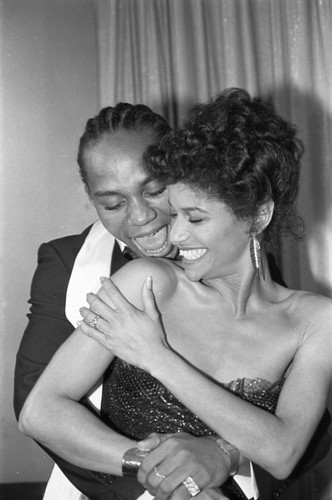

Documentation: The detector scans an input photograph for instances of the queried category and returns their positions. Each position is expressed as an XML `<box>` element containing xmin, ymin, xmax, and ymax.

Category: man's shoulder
<box><xmin>36</xmin><ymin>225</ymin><xmax>94</xmax><ymax>274</ymax></box>
<box><xmin>44</xmin><ymin>225</ymin><xmax>93</xmax><ymax>254</ymax></box>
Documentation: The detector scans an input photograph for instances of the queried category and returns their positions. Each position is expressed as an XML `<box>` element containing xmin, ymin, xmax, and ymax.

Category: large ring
<box><xmin>88</xmin><ymin>314</ymin><xmax>100</xmax><ymax>329</ymax></box>
<box><xmin>182</xmin><ymin>476</ymin><xmax>200</xmax><ymax>497</ymax></box>
<box><xmin>153</xmin><ymin>466</ymin><xmax>166</xmax><ymax>479</ymax></box>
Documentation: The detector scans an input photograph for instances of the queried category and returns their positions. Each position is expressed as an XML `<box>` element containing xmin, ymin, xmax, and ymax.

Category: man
<box><xmin>14</xmin><ymin>103</ymin><xmax>330</xmax><ymax>500</ymax></box>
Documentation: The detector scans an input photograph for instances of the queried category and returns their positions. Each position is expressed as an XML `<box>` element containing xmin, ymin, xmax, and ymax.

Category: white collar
<box><xmin>65</xmin><ymin>220</ymin><xmax>116</xmax><ymax>327</ymax></box>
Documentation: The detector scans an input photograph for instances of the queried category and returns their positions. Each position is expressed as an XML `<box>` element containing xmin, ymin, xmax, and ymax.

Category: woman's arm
<box><xmin>81</xmin><ymin>278</ymin><xmax>332</xmax><ymax>479</ymax></box>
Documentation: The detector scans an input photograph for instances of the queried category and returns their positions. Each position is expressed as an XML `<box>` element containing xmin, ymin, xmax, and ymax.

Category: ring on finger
<box><xmin>153</xmin><ymin>466</ymin><xmax>166</xmax><ymax>480</ymax></box>
<box><xmin>182</xmin><ymin>476</ymin><xmax>200</xmax><ymax>497</ymax></box>
<box><xmin>88</xmin><ymin>314</ymin><xmax>100</xmax><ymax>329</ymax></box>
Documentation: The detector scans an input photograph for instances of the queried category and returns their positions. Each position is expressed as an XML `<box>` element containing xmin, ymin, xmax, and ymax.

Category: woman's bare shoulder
<box><xmin>110</xmin><ymin>257</ymin><xmax>180</xmax><ymax>307</ymax></box>
<box><xmin>291</xmin><ymin>289</ymin><xmax>332</xmax><ymax>310</ymax></box>
<box><xmin>290</xmin><ymin>290</ymin><xmax>332</xmax><ymax>337</ymax></box>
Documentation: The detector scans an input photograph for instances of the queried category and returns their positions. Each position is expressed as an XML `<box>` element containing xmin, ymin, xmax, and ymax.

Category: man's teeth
<box><xmin>145</xmin><ymin>240</ymin><xmax>168</xmax><ymax>255</ymax></box>
<box><xmin>145</xmin><ymin>229</ymin><xmax>159</xmax><ymax>238</ymax></box>
<box><xmin>134</xmin><ymin>226</ymin><xmax>168</xmax><ymax>253</ymax></box>
<box><xmin>179</xmin><ymin>249</ymin><xmax>207</xmax><ymax>261</ymax></box>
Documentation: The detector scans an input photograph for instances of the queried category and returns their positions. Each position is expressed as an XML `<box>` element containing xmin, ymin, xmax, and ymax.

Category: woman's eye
<box><xmin>189</xmin><ymin>218</ymin><xmax>203</xmax><ymax>224</ymax></box>
<box><xmin>146</xmin><ymin>187</ymin><xmax>167</xmax><ymax>197</ymax></box>
<box><xmin>170</xmin><ymin>213</ymin><xmax>178</xmax><ymax>219</ymax></box>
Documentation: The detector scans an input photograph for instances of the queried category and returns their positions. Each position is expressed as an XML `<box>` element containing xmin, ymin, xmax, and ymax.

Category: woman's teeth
<box><xmin>179</xmin><ymin>249</ymin><xmax>207</xmax><ymax>261</ymax></box>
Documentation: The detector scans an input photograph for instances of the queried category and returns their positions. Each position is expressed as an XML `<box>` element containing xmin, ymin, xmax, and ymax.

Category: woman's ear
<box><xmin>256</xmin><ymin>199</ymin><xmax>274</xmax><ymax>234</ymax></box>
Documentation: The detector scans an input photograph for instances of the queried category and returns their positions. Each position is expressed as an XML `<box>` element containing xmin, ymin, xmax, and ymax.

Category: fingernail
<box><xmin>100</xmin><ymin>276</ymin><xmax>108</xmax><ymax>283</ymax></box>
<box><xmin>76</xmin><ymin>321</ymin><xmax>83</xmax><ymax>326</ymax></box>
<box><xmin>146</xmin><ymin>276</ymin><xmax>152</xmax><ymax>290</ymax></box>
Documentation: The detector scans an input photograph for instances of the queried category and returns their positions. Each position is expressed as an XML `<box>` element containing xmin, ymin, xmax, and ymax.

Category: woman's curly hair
<box><xmin>144</xmin><ymin>88</ymin><xmax>304</xmax><ymax>245</ymax></box>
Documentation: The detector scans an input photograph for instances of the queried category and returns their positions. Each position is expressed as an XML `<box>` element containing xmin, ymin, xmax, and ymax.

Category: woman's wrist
<box><xmin>148</xmin><ymin>345</ymin><xmax>176</xmax><ymax>380</ymax></box>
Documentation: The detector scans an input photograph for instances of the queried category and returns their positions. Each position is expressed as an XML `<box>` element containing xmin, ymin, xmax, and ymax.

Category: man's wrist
<box><xmin>122</xmin><ymin>448</ymin><xmax>150</xmax><ymax>477</ymax></box>
<box><xmin>208</xmin><ymin>435</ymin><xmax>240</xmax><ymax>476</ymax></box>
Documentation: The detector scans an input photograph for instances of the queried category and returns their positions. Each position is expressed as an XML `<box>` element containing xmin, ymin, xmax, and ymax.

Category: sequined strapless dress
<box><xmin>103</xmin><ymin>358</ymin><xmax>284</xmax><ymax>499</ymax></box>
<box><xmin>105</xmin><ymin>358</ymin><xmax>284</xmax><ymax>440</ymax></box>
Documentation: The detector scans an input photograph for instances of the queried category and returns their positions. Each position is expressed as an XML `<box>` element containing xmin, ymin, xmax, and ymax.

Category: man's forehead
<box><xmin>92</xmin><ymin>174</ymin><xmax>158</xmax><ymax>197</ymax></box>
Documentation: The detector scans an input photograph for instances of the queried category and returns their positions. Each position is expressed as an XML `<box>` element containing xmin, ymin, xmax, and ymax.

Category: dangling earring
<box><xmin>250</xmin><ymin>234</ymin><xmax>265</xmax><ymax>281</ymax></box>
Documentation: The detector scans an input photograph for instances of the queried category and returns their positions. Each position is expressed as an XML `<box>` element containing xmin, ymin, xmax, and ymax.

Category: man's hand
<box><xmin>195</xmin><ymin>489</ymin><xmax>230</xmax><ymax>500</ymax></box>
<box><xmin>137</xmin><ymin>433</ymin><xmax>232</xmax><ymax>500</ymax></box>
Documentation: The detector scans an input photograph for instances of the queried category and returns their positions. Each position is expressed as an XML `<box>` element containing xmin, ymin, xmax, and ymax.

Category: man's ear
<box><xmin>85</xmin><ymin>184</ymin><xmax>95</xmax><ymax>207</ymax></box>
<box><xmin>255</xmin><ymin>199</ymin><xmax>274</xmax><ymax>234</ymax></box>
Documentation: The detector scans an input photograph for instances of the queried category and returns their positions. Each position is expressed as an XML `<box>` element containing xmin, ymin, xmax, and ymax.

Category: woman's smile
<box><xmin>179</xmin><ymin>248</ymin><xmax>208</xmax><ymax>261</ymax></box>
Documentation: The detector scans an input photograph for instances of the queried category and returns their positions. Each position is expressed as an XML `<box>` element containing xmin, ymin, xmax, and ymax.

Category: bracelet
<box><xmin>208</xmin><ymin>436</ymin><xmax>240</xmax><ymax>476</ymax></box>
<box><xmin>122</xmin><ymin>448</ymin><xmax>150</xmax><ymax>477</ymax></box>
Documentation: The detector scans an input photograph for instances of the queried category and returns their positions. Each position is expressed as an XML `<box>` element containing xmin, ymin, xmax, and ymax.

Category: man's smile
<box><xmin>133</xmin><ymin>225</ymin><xmax>170</xmax><ymax>255</ymax></box>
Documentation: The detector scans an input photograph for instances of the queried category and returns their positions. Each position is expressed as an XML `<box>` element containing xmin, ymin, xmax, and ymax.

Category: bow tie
<box><xmin>111</xmin><ymin>241</ymin><xmax>137</xmax><ymax>275</ymax></box>
<box><xmin>122</xmin><ymin>246</ymin><xmax>137</xmax><ymax>261</ymax></box>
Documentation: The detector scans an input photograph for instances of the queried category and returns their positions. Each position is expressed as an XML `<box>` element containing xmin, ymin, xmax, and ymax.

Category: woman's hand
<box><xmin>79</xmin><ymin>277</ymin><xmax>169</xmax><ymax>371</ymax></box>
<box><xmin>137</xmin><ymin>433</ymin><xmax>233</xmax><ymax>500</ymax></box>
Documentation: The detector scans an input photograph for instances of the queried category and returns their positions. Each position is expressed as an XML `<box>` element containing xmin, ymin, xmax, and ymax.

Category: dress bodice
<box><xmin>104</xmin><ymin>358</ymin><xmax>284</xmax><ymax>440</ymax></box>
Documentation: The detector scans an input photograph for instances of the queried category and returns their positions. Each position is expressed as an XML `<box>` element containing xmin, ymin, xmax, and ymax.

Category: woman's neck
<box><xmin>203</xmin><ymin>252</ymin><xmax>274</xmax><ymax>318</ymax></box>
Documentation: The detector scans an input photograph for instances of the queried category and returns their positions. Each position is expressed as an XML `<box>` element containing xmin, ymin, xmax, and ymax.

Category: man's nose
<box><xmin>128</xmin><ymin>200</ymin><xmax>156</xmax><ymax>226</ymax></box>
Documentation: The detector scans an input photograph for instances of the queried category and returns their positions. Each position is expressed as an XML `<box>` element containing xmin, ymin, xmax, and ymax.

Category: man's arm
<box><xmin>14</xmin><ymin>239</ymin><xmax>123</xmax><ymax>500</ymax></box>
<box><xmin>14</xmin><ymin>241</ymin><xmax>76</xmax><ymax>417</ymax></box>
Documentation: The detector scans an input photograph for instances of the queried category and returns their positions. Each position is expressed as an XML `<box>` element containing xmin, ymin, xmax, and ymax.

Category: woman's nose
<box><xmin>169</xmin><ymin>218</ymin><xmax>189</xmax><ymax>245</ymax></box>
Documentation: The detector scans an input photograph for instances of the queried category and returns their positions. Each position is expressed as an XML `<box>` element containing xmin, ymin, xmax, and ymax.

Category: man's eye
<box><xmin>189</xmin><ymin>218</ymin><xmax>203</xmax><ymax>224</ymax></box>
<box><xmin>146</xmin><ymin>187</ymin><xmax>167</xmax><ymax>197</ymax></box>
<box><xmin>104</xmin><ymin>202</ymin><xmax>124</xmax><ymax>211</ymax></box>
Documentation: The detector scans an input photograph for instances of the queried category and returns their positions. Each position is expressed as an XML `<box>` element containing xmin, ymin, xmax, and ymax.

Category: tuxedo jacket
<box><xmin>14</xmin><ymin>225</ymin><xmax>331</xmax><ymax>500</ymax></box>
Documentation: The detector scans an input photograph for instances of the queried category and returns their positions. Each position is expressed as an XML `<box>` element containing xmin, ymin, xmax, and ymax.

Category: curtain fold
<box><xmin>93</xmin><ymin>2</ymin><xmax>332</xmax><ymax>495</ymax></box>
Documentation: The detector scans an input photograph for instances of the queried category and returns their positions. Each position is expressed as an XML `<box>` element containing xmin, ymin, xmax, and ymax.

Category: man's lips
<box><xmin>133</xmin><ymin>225</ymin><xmax>170</xmax><ymax>254</ymax></box>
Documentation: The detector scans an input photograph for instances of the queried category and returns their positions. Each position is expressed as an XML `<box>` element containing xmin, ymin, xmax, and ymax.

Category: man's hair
<box><xmin>77</xmin><ymin>103</ymin><xmax>171</xmax><ymax>184</ymax></box>
<box><xmin>145</xmin><ymin>88</ymin><xmax>304</xmax><ymax>245</ymax></box>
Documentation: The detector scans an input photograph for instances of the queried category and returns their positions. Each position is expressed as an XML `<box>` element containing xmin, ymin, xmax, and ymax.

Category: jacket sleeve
<box><xmin>13</xmin><ymin>241</ymin><xmax>123</xmax><ymax>500</ymax></box>
<box><xmin>14</xmin><ymin>241</ymin><xmax>76</xmax><ymax>417</ymax></box>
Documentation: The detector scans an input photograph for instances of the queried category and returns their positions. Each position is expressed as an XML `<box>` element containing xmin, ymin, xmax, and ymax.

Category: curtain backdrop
<box><xmin>93</xmin><ymin>1</ymin><xmax>332</xmax><ymax>498</ymax></box>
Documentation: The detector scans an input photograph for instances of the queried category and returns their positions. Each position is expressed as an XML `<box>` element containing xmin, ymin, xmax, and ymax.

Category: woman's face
<box><xmin>168</xmin><ymin>183</ymin><xmax>251</xmax><ymax>282</ymax></box>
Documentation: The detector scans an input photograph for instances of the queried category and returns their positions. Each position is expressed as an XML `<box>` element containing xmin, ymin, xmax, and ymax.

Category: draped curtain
<box><xmin>93</xmin><ymin>1</ymin><xmax>332</xmax><ymax>496</ymax></box>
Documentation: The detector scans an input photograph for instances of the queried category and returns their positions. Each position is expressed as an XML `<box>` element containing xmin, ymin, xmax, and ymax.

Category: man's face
<box><xmin>84</xmin><ymin>130</ymin><xmax>177</xmax><ymax>258</ymax></box>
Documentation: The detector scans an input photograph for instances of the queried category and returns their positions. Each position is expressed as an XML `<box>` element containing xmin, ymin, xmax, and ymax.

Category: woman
<box><xmin>19</xmin><ymin>89</ymin><xmax>332</xmax><ymax>499</ymax></box>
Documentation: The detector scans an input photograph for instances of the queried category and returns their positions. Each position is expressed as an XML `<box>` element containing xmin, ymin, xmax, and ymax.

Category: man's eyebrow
<box><xmin>94</xmin><ymin>190</ymin><xmax>119</xmax><ymax>197</ymax></box>
<box><xmin>93</xmin><ymin>177</ymin><xmax>157</xmax><ymax>197</ymax></box>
